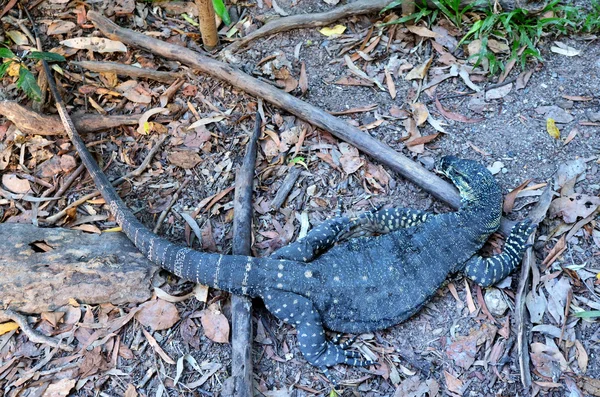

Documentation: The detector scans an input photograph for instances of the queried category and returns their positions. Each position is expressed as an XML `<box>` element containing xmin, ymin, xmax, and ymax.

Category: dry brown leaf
<box><xmin>562</xmin><ymin>95</ymin><xmax>593</xmax><ymax>101</ymax></box>
<box><xmin>487</xmin><ymin>39</ymin><xmax>509</xmax><ymax>54</ymax></box>
<box><xmin>299</xmin><ymin>62</ymin><xmax>308</xmax><ymax>94</ymax></box>
<box><xmin>405</xmin><ymin>56</ymin><xmax>433</xmax><ymax>81</ymax></box>
<box><xmin>542</xmin><ymin>235</ymin><xmax>566</xmax><ymax>269</ymax></box>
<box><xmin>435</xmin><ymin>96</ymin><xmax>484</xmax><ymax>123</ymax></box>
<box><xmin>485</xmin><ymin>83</ymin><xmax>512</xmax><ymax>100</ymax></box>
<box><xmin>60</xmin><ymin>154</ymin><xmax>77</xmax><ymax>172</ymax></box>
<box><xmin>136</xmin><ymin>299</ymin><xmax>180</xmax><ymax>331</ymax></box>
<box><xmin>2</xmin><ymin>174</ymin><xmax>31</xmax><ymax>194</ymax></box>
<box><xmin>71</xmin><ymin>224</ymin><xmax>102</xmax><ymax>234</ymax></box>
<box><xmin>464</xmin><ymin>279</ymin><xmax>476</xmax><ymax>313</ymax></box>
<box><xmin>141</xmin><ymin>327</ymin><xmax>176</xmax><ymax>364</ymax></box>
<box><xmin>168</xmin><ymin>150</ymin><xmax>201</xmax><ymax>169</ymax></box>
<box><xmin>200</xmin><ymin>304</ymin><xmax>230</xmax><ymax>343</ymax></box>
<box><xmin>334</xmin><ymin>76</ymin><xmax>374</xmax><ymax>87</ymax></box>
<box><xmin>41</xmin><ymin>311</ymin><xmax>64</xmax><ymax>327</ymax></box>
<box><xmin>503</xmin><ymin>178</ymin><xmax>532</xmax><ymax>214</ymax></box>
<box><xmin>574</xmin><ymin>339</ymin><xmax>588</xmax><ymax>373</ymax></box>
<box><xmin>43</xmin><ymin>378</ymin><xmax>76</xmax><ymax>397</ymax></box>
<box><xmin>403</xmin><ymin>118</ymin><xmax>423</xmax><ymax>154</ymax></box>
<box><xmin>563</xmin><ymin>127</ymin><xmax>579</xmax><ymax>145</ymax></box>
<box><xmin>405</xmin><ymin>133</ymin><xmax>439</xmax><ymax>147</ymax></box>
<box><xmin>406</xmin><ymin>25</ymin><xmax>438</xmax><ymax>38</ymax></box>
<box><xmin>385</xmin><ymin>67</ymin><xmax>396</xmax><ymax>99</ymax></box>
<box><xmin>339</xmin><ymin>142</ymin><xmax>363</xmax><ymax>174</ymax></box>
<box><xmin>444</xmin><ymin>371</ymin><xmax>464</xmax><ymax>397</ymax></box>
<box><xmin>124</xmin><ymin>384</ymin><xmax>138</xmax><ymax>397</ymax></box>
<box><xmin>47</xmin><ymin>20</ymin><xmax>76</xmax><ymax>36</ymax></box>
<box><xmin>549</xmin><ymin>194</ymin><xmax>600</xmax><ymax>223</ymax></box>
<box><xmin>410</xmin><ymin>102</ymin><xmax>429</xmax><ymax>126</ymax></box>
<box><xmin>137</xmin><ymin>107</ymin><xmax>169</xmax><ymax>135</ymax></box>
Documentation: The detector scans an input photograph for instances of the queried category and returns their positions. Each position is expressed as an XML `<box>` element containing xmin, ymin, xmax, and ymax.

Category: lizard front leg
<box><xmin>464</xmin><ymin>219</ymin><xmax>536</xmax><ymax>287</ymax></box>
<box><xmin>338</xmin><ymin>207</ymin><xmax>431</xmax><ymax>239</ymax></box>
<box><xmin>261</xmin><ymin>290</ymin><xmax>374</xmax><ymax>370</ymax></box>
<box><xmin>271</xmin><ymin>217</ymin><xmax>354</xmax><ymax>262</ymax></box>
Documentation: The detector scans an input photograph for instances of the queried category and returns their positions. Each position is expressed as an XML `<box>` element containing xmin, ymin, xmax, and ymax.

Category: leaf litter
<box><xmin>1</xmin><ymin>0</ymin><xmax>600</xmax><ymax>395</ymax></box>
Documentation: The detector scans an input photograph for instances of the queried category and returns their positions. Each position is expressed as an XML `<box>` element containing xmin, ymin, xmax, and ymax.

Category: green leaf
<box><xmin>573</xmin><ymin>310</ymin><xmax>600</xmax><ymax>319</ymax></box>
<box><xmin>380</xmin><ymin>0</ymin><xmax>403</xmax><ymax>14</ymax></box>
<box><xmin>26</xmin><ymin>51</ymin><xmax>66</xmax><ymax>62</ymax></box>
<box><xmin>212</xmin><ymin>0</ymin><xmax>231</xmax><ymax>25</ymax></box>
<box><xmin>17</xmin><ymin>66</ymin><xmax>42</xmax><ymax>101</ymax></box>
<box><xmin>0</xmin><ymin>47</ymin><xmax>17</xmax><ymax>59</ymax></box>
<box><xmin>0</xmin><ymin>61</ymin><xmax>13</xmax><ymax>78</ymax></box>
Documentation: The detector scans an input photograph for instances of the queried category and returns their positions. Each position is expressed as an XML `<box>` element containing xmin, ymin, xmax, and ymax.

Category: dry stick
<box><xmin>153</xmin><ymin>178</ymin><xmax>191</xmax><ymax>234</ymax></box>
<box><xmin>43</xmin><ymin>136</ymin><xmax>168</xmax><ymax>225</ymax></box>
<box><xmin>2</xmin><ymin>309</ymin><xmax>74</xmax><ymax>351</ymax></box>
<box><xmin>515</xmin><ymin>185</ymin><xmax>553</xmax><ymax>390</ymax></box>
<box><xmin>0</xmin><ymin>101</ymin><xmax>140</xmax><ymax>135</ymax></box>
<box><xmin>71</xmin><ymin>61</ymin><xmax>184</xmax><ymax>83</ymax></box>
<box><xmin>89</xmin><ymin>11</ymin><xmax>519</xmax><ymax>234</ymax></box>
<box><xmin>224</xmin><ymin>0</ymin><xmax>522</xmax><ymax>53</ymax></box>
<box><xmin>227</xmin><ymin>112</ymin><xmax>261</xmax><ymax>397</ymax></box>
<box><xmin>270</xmin><ymin>166</ymin><xmax>302</xmax><ymax>210</ymax></box>
<box><xmin>39</xmin><ymin>164</ymin><xmax>86</xmax><ymax>211</ymax></box>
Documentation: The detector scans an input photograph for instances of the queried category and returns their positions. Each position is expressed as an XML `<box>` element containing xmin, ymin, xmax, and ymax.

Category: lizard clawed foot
<box><xmin>311</xmin><ymin>337</ymin><xmax>374</xmax><ymax>368</ymax></box>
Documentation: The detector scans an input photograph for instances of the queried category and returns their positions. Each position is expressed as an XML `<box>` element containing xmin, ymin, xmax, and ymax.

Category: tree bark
<box><xmin>196</xmin><ymin>0</ymin><xmax>219</xmax><ymax>49</ymax></box>
<box><xmin>0</xmin><ymin>224</ymin><xmax>158</xmax><ymax>322</ymax></box>
<box><xmin>0</xmin><ymin>101</ymin><xmax>139</xmax><ymax>136</ymax></box>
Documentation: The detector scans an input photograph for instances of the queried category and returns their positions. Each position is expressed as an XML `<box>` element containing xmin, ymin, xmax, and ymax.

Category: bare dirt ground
<box><xmin>0</xmin><ymin>1</ymin><xmax>599</xmax><ymax>396</ymax></box>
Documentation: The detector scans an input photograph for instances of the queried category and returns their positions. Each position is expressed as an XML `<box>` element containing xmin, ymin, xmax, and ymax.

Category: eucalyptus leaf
<box><xmin>26</xmin><ymin>51</ymin><xmax>66</xmax><ymax>62</ymax></box>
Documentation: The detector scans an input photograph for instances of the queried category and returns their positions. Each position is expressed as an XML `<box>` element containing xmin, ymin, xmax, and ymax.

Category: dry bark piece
<box><xmin>0</xmin><ymin>223</ymin><xmax>158</xmax><ymax>322</ymax></box>
<box><xmin>0</xmin><ymin>101</ymin><xmax>139</xmax><ymax>135</ymax></box>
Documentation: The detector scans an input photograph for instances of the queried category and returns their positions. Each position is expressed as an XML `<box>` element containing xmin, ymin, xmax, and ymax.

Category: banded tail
<box><xmin>43</xmin><ymin>60</ymin><xmax>285</xmax><ymax>298</ymax></box>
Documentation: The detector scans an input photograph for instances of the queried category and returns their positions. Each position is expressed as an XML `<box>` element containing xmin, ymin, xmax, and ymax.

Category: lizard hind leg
<box><xmin>270</xmin><ymin>217</ymin><xmax>355</xmax><ymax>262</ymax></box>
<box><xmin>262</xmin><ymin>290</ymin><xmax>374</xmax><ymax>370</ymax></box>
<box><xmin>464</xmin><ymin>219</ymin><xmax>536</xmax><ymax>287</ymax></box>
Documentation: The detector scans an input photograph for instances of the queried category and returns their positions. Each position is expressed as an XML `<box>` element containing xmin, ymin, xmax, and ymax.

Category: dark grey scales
<box><xmin>51</xmin><ymin>74</ymin><xmax>534</xmax><ymax>374</ymax></box>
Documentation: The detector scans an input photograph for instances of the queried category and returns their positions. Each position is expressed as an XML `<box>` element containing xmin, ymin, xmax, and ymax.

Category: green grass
<box><xmin>382</xmin><ymin>0</ymin><xmax>600</xmax><ymax>75</ymax></box>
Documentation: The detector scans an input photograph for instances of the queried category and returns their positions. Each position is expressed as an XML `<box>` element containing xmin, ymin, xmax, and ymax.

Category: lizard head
<box><xmin>435</xmin><ymin>156</ymin><xmax>501</xmax><ymax>207</ymax></box>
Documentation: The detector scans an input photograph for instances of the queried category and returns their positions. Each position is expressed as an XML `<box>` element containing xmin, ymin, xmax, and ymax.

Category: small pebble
<box><xmin>484</xmin><ymin>288</ymin><xmax>508</xmax><ymax>316</ymax></box>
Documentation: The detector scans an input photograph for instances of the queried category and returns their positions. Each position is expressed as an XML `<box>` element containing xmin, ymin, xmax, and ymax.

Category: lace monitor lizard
<box><xmin>46</xmin><ymin>63</ymin><xmax>535</xmax><ymax>375</ymax></box>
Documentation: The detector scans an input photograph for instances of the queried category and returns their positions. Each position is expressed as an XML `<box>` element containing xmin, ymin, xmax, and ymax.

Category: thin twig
<box><xmin>153</xmin><ymin>178</ymin><xmax>190</xmax><ymax>234</ymax></box>
<box><xmin>2</xmin><ymin>309</ymin><xmax>74</xmax><ymax>351</ymax></box>
<box><xmin>71</xmin><ymin>61</ymin><xmax>184</xmax><ymax>83</ymax></box>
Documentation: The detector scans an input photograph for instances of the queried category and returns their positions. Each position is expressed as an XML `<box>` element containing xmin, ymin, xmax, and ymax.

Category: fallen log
<box><xmin>0</xmin><ymin>101</ymin><xmax>139</xmax><ymax>136</ymax></box>
<box><xmin>0</xmin><ymin>223</ymin><xmax>158</xmax><ymax>322</ymax></box>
